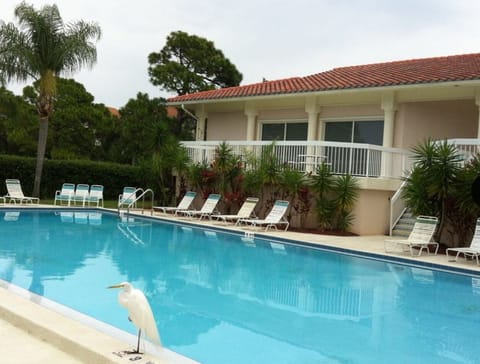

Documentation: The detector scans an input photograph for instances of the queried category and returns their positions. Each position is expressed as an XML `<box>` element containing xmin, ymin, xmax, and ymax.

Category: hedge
<box><xmin>0</xmin><ymin>155</ymin><xmax>145</xmax><ymax>200</ymax></box>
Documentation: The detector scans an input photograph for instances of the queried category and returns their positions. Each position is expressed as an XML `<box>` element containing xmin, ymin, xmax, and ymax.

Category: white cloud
<box><xmin>1</xmin><ymin>0</ymin><xmax>480</xmax><ymax>108</ymax></box>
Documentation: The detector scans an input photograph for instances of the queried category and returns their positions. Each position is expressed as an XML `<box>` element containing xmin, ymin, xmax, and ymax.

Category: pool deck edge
<box><xmin>0</xmin><ymin>285</ymin><xmax>183</xmax><ymax>364</ymax></box>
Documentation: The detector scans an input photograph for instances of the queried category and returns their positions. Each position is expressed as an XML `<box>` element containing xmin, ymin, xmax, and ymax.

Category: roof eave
<box><xmin>167</xmin><ymin>79</ymin><xmax>480</xmax><ymax>106</ymax></box>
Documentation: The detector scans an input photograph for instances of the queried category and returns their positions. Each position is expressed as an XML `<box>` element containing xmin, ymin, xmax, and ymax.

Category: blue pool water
<box><xmin>0</xmin><ymin>209</ymin><xmax>479</xmax><ymax>364</ymax></box>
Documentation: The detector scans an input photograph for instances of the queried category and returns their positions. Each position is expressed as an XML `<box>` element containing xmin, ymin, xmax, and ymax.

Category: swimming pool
<box><xmin>0</xmin><ymin>208</ymin><xmax>479</xmax><ymax>364</ymax></box>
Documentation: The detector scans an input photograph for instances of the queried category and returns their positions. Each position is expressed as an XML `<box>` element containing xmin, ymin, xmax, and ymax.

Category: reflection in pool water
<box><xmin>0</xmin><ymin>209</ymin><xmax>479</xmax><ymax>364</ymax></box>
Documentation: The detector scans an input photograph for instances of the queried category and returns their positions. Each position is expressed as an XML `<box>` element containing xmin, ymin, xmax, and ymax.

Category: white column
<box><xmin>195</xmin><ymin>107</ymin><xmax>207</xmax><ymax>141</ymax></box>
<box><xmin>305</xmin><ymin>97</ymin><xmax>320</xmax><ymax>141</ymax></box>
<box><xmin>381</xmin><ymin>93</ymin><xmax>397</xmax><ymax>148</ymax></box>
<box><xmin>305</xmin><ymin>98</ymin><xmax>321</xmax><ymax>172</ymax></box>
<box><xmin>381</xmin><ymin>93</ymin><xmax>397</xmax><ymax>177</ymax></box>
<box><xmin>475</xmin><ymin>92</ymin><xmax>480</xmax><ymax>139</ymax></box>
<box><xmin>245</xmin><ymin>104</ymin><xmax>257</xmax><ymax>141</ymax></box>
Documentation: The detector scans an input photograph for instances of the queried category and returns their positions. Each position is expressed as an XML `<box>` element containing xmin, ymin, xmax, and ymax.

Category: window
<box><xmin>324</xmin><ymin>120</ymin><xmax>383</xmax><ymax>145</ymax></box>
<box><xmin>261</xmin><ymin>121</ymin><xmax>308</xmax><ymax>166</ymax></box>
<box><xmin>324</xmin><ymin>120</ymin><xmax>384</xmax><ymax>176</ymax></box>
<box><xmin>261</xmin><ymin>122</ymin><xmax>308</xmax><ymax>141</ymax></box>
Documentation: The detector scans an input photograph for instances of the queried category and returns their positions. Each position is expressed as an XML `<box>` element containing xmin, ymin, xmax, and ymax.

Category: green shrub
<box><xmin>0</xmin><ymin>154</ymin><xmax>143</xmax><ymax>199</ymax></box>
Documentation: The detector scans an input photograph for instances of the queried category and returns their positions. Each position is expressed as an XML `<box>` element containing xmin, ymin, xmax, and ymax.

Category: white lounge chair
<box><xmin>54</xmin><ymin>183</ymin><xmax>75</xmax><ymax>206</ymax></box>
<box><xmin>238</xmin><ymin>200</ymin><xmax>290</xmax><ymax>231</ymax></box>
<box><xmin>384</xmin><ymin>215</ymin><xmax>439</xmax><ymax>256</ymax></box>
<box><xmin>4</xmin><ymin>211</ymin><xmax>20</xmax><ymax>221</ymax></box>
<box><xmin>118</xmin><ymin>187</ymin><xmax>137</xmax><ymax>208</ymax></box>
<box><xmin>446</xmin><ymin>218</ymin><xmax>480</xmax><ymax>265</ymax></box>
<box><xmin>178</xmin><ymin>193</ymin><xmax>221</xmax><ymax>220</ymax></box>
<box><xmin>72</xmin><ymin>184</ymin><xmax>90</xmax><ymax>207</ymax></box>
<box><xmin>153</xmin><ymin>191</ymin><xmax>196</xmax><ymax>215</ymax></box>
<box><xmin>215</xmin><ymin>197</ymin><xmax>259</xmax><ymax>224</ymax></box>
<box><xmin>87</xmin><ymin>185</ymin><xmax>104</xmax><ymax>207</ymax></box>
<box><xmin>4</xmin><ymin>179</ymin><xmax>39</xmax><ymax>204</ymax></box>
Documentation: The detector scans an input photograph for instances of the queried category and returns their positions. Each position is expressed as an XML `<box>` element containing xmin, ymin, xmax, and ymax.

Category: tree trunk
<box><xmin>33</xmin><ymin>116</ymin><xmax>49</xmax><ymax>197</ymax></box>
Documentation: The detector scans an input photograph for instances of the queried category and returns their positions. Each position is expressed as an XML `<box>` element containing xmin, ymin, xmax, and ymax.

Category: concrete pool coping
<box><xmin>1</xmin><ymin>205</ymin><xmax>479</xmax><ymax>363</ymax></box>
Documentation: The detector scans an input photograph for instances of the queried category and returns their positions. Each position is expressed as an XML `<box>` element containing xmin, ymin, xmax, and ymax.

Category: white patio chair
<box><xmin>238</xmin><ymin>200</ymin><xmax>290</xmax><ymax>231</ymax></box>
<box><xmin>215</xmin><ymin>197</ymin><xmax>259</xmax><ymax>224</ymax></box>
<box><xmin>384</xmin><ymin>215</ymin><xmax>439</xmax><ymax>256</ymax></box>
<box><xmin>118</xmin><ymin>187</ymin><xmax>137</xmax><ymax>208</ymax></box>
<box><xmin>446</xmin><ymin>218</ymin><xmax>480</xmax><ymax>265</ymax></box>
<box><xmin>54</xmin><ymin>183</ymin><xmax>75</xmax><ymax>206</ymax></box>
<box><xmin>178</xmin><ymin>193</ymin><xmax>221</xmax><ymax>220</ymax></box>
<box><xmin>4</xmin><ymin>179</ymin><xmax>39</xmax><ymax>204</ymax></box>
<box><xmin>87</xmin><ymin>185</ymin><xmax>104</xmax><ymax>207</ymax></box>
<box><xmin>153</xmin><ymin>191</ymin><xmax>196</xmax><ymax>215</ymax></box>
<box><xmin>72</xmin><ymin>184</ymin><xmax>90</xmax><ymax>207</ymax></box>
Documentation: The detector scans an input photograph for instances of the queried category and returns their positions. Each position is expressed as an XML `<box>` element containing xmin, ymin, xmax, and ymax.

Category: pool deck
<box><xmin>1</xmin><ymin>206</ymin><xmax>479</xmax><ymax>363</ymax></box>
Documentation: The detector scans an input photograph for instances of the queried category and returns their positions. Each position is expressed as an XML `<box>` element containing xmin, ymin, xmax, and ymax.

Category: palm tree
<box><xmin>0</xmin><ymin>2</ymin><xmax>101</xmax><ymax>196</ymax></box>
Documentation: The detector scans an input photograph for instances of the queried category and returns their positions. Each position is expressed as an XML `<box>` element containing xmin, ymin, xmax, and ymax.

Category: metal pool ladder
<box><xmin>117</xmin><ymin>188</ymin><xmax>154</xmax><ymax>217</ymax></box>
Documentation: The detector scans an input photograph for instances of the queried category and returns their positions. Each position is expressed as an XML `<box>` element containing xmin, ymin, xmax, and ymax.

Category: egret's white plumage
<box><xmin>108</xmin><ymin>282</ymin><xmax>161</xmax><ymax>351</ymax></box>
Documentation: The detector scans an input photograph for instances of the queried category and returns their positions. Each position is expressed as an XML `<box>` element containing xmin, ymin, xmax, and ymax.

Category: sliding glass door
<box><xmin>324</xmin><ymin>120</ymin><xmax>384</xmax><ymax>175</ymax></box>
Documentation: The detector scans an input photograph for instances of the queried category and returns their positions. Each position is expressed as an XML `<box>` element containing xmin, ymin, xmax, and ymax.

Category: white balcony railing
<box><xmin>181</xmin><ymin>141</ymin><xmax>413</xmax><ymax>179</ymax></box>
<box><xmin>447</xmin><ymin>138</ymin><xmax>480</xmax><ymax>162</ymax></box>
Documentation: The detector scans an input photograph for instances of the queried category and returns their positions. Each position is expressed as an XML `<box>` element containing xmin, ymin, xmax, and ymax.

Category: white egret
<box><xmin>108</xmin><ymin>282</ymin><xmax>161</xmax><ymax>353</ymax></box>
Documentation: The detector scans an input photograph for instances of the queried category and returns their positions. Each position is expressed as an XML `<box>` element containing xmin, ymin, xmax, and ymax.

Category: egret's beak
<box><xmin>108</xmin><ymin>283</ymin><xmax>124</xmax><ymax>289</ymax></box>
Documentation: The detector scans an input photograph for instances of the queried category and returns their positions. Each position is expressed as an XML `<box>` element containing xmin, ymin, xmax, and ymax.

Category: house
<box><xmin>167</xmin><ymin>53</ymin><xmax>480</xmax><ymax>235</ymax></box>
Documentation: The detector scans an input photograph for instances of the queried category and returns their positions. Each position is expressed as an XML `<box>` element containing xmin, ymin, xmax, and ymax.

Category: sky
<box><xmin>1</xmin><ymin>0</ymin><xmax>480</xmax><ymax>108</ymax></box>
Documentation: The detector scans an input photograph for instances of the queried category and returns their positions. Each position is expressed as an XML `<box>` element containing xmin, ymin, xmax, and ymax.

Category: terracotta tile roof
<box><xmin>166</xmin><ymin>106</ymin><xmax>178</xmax><ymax>118</ymax></box>
<box><xmin>168</xmin><ymin>53</ymin><xmax>480</xmax><ymax>103</ymax></box>
<box><xmin>107</xmin><ymin>107</ymin><xmax>120</xmax><ymax>118</ymax></box>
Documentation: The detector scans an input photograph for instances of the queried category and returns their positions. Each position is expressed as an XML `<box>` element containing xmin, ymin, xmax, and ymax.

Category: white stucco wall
<box><xmin>320</xmin><ymin>104</ymin><xmax>383</xmax><ymax>119</ymax></box>
<box><xmin>206</xmin><ymin>111</ymin><xmax>246</xmax><ymax>140</ymax></box>
<box><xmin>350</xmin><ymin>189</ymin><xmax>393</xmax><ymax>235</ymax></box>
<box><xmin>395</xmin><ymin>99</ymin><xmax>477</xmax><ymax>148</ymax></box>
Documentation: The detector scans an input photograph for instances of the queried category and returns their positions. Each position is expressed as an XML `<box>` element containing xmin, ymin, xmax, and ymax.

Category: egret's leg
<box><xmin>136</xmin><ymin>328</ymin><xmax>142</xmax><ymax>353</ymax></box>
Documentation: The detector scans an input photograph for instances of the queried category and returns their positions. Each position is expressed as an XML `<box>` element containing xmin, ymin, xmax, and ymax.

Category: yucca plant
<box><xmin>404</xmin><ymin>139</ymin><xmax>462</xmax><ymax>243</ymax></box>
<box><xmin>243</xmin><ymin>142</ymin><xmax>282</xmax><ymax>215</ymax></box>
<box><xmin>448</xmin><ymin>154</ymin><xmax>480</xmax><ymax>246</ymax></box>
<box><xmin>211</xmin><ymin>142</ymin><xmax>244</xmax><ymax>212</ymax></box>
<box><xmin>278</xmin><ymin>167</ymin><xmax>309</xmax><ymax>226</ymax></box>
<box><xmin>311</xmin><ymin>162</ymin><xmax>336</xmax><ymax>230</ymax></box>
<box><xmin>332</xmin><ymin>174</ymin><xmax>359</xmax><ymax>231</ymax></box>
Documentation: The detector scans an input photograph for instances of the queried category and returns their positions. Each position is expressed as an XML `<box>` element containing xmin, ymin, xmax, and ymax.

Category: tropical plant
<box><xmin>447</xmin><ymin>154</ymin><xmax>480</xmax><ymax>246</ymax></box>
<box><xmin>278</xmin><ymin>167</ymin><xmax>309</xmax><ymax>227</ymax></box>
<box><xmin>311</xmin><ymin>162</ymin><xmax>336</xmax><ymax>230</ymax></box>
<box><xmin>332</xmin><ymin>174</ymin><xmax>359</xmax><ymax>231</ymax></box>
<box><xmin>184</xmin><ymin>161</ymin><xmax>218</xmax><ymax>199</ymax></box>
<box><xmin>146</xmin><ymin>142</ymin><xmax>189</xmax><ymax>206</ymax></box>
<box><xmin>244</xmin><ymin>143</ymin><xmax>283</xmax><ymax>215</ymax></box>
<box><xmin>403</xmin><ymin>139</ymin><xmax>463</xmax><ymax>243</ymax></box>
<box><xmin>0</xmin><ymin>2</ymin><xmax>101</xmax><ymax>196</ymax></box>
<box><xmin>211</xmin><ymin>142</ymin><xmax>239</xmax><ymax>194</ymax></box>
<box><xmin>311</xmin><ymin>162</ymin><xmax>359</xmax><ymax>232</ymax></box>
<box><xmin>210</xmin><ymin>142</ymin><xmax>244</xmax><ymax>212</ymax></box>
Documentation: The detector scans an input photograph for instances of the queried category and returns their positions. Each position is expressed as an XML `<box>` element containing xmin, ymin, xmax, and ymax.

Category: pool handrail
<box><xmin>118</xmin><ymin>187</ymin><xmax>154</xmax><ymax>217</ymax></box>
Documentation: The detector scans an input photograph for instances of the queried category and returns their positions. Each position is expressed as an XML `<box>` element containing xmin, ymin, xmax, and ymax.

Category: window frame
<box><xmin>259</xmin><ymin>119</ymin><xmax>308</xmax><ymax>141</ymax></box>
<box><xmin>322</xmin><ymin>117</ymin><xmax>384</xmax><ymax>146</ymax></box>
